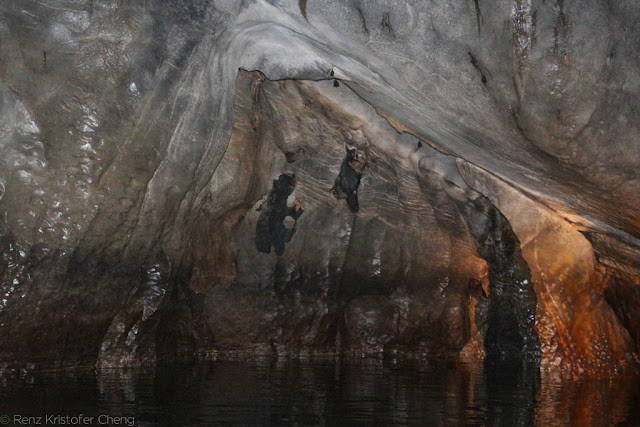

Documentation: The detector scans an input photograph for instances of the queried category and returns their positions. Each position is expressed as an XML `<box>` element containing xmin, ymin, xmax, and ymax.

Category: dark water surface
<box><xmin>0</xmin><ymin>359</ymin><xmax>638</xmax><ymax>426</ymax></box>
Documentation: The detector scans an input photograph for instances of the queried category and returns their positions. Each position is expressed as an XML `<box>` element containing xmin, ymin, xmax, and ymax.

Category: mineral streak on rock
<box><xmin>255</xmin><ymin>174</ymin><xmax>304</xmax><ymax>256</ymax></box>
<box><xmin>332</xmin><ymin>147</ymin><xmax>364</xmax><ymax>213</ymax></box>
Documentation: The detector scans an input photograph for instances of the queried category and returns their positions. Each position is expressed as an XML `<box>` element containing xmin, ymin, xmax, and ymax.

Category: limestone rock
<box><xmin>0</xmin><ymin>0</ymin><xmax>638</xmax><ymax>377</ymax></box>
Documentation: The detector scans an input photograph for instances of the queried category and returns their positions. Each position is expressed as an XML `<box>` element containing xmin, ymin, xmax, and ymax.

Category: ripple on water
<box><xmin>0</xmin><ymin>360</ymin><xmax>638</xmax><ymax>425</ymax></box>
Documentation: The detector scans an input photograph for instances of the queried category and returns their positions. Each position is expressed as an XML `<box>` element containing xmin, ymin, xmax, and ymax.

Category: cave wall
<box><xmin>459</xmin><ymin>161</ymin><xmax>637</xmax><ymax>375</ymax></box>
<box><xmin>0</xmin><ymin>0</ymin><xmax>639</xmax><ymax>376</ymax></box>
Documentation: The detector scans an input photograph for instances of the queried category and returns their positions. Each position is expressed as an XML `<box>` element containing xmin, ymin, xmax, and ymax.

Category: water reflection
<box><xmin>0</xmin><ymin>359</ymin><xmax>638</xmax><ymax>425</ymax></box>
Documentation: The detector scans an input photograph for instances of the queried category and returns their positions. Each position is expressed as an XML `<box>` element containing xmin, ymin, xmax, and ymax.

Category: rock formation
<box><xmin>0</xmin><ymin>0</ymin><xmax>639</xmax><ymax>378</ymax></box>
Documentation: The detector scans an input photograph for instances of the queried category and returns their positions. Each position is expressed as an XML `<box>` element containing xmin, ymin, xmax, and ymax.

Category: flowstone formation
<box><xmin>0</xmin><ymin>0</ymin><xmax>639</xmax><ymax>378</ymax></box>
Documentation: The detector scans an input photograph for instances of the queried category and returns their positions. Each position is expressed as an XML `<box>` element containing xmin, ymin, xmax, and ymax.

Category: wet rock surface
<box><xmin>0</xmin><ymin>0</ymin><xmax>638</xmax><ymax>378</ymax></box>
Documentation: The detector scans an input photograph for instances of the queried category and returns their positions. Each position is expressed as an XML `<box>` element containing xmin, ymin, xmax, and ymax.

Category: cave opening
<box><xmin>481</xmin><ymin>207</ymin><xmax>540</xmax><ymax>365</ymax></box>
